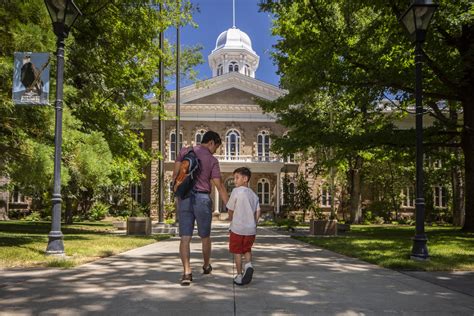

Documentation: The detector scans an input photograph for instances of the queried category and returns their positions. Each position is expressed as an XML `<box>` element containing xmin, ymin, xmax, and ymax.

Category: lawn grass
<box><xmin>294</xmin><ymin>225</ymin><xmax>474</xmax><ymax>271</ymax></box>
<box><xmin>0</xmin><ymin>220</ymin><xmax>171</xmax><ymax>268</ymax></box>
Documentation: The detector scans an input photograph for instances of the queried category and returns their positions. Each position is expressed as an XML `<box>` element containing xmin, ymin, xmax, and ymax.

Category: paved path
<box><xmin>1</xmin><ymin>225</ymin><xmax>474</xmax><ymax>315</ymax></box>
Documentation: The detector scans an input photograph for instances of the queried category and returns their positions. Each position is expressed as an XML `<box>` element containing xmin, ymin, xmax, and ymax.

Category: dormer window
<box><xmin>217</xmin><ymin>64</ymin><xmax>223</xmax><ymax>76</ymax></box>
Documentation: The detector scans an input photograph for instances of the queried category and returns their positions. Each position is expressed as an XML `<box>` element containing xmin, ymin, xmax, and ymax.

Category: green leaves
<box><xmin>0</xmin><ymin>1</ymin><xmax>202</xmax><ymax>215</ymax></box>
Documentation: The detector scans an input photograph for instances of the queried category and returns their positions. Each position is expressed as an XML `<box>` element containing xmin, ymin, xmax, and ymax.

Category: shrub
<box><xmin>88</xmin><ymin>202</ymin><xmax>109</xmax><ymax>221</ymax></box>
<box><xmin>276</xmin><ymin>218</ymin><xmax>299</xmax><ymax>231</ymax></box>
<box><xmin>372</xmin><ymin>216</ymin><xmax>385</xmax><ymax>225</ymax></box>
<box><xmin>8</xmin><ymin>209</ymin><xmax>29</xmax><ymax>219</ymax></box>
<box><xmin>23</xmin><ymin>211</ymin><xmax>42</xmax><ymax>221</ymax></box>
<box><xmin>363</xmin><ymin>210</ymin><xmax>374</xmax><ymax>222</ymax></box>
<box><xmin>164</xmin><ymin>218</ymin><xmax>175</xmax><ymax>225</ymax></box>
<box><xmin>398</xmin><ymin>216</ymin><xmax>415</xmax><ymax>226</ymax></box>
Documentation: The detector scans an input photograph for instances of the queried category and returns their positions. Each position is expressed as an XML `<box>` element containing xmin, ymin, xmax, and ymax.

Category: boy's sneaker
<box><xmin>180</xmin><ymin>273</ymin><xmax>192</xmax><ymax>286</ymax></box>
<box><xmin>242</xmin><ymin>262</ymin><xmax>254</xmax><ymax>285</ymax></box>
<box><xmin>203</xmin><ymin>264</ymin><xmax>213</xmax><ymax>274</ymax></box>
<box><xmin>233</xmin><ymin>274</ymin><xmax>243</xmax><ymax>285</ymax></box>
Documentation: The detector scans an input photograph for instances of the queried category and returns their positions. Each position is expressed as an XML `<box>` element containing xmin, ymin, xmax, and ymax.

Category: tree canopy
<box><xmin>0</xmin><ymin>0</ymin><xmax>203</xmax><ymax>220</ymax></box>
<box><xmin>259</xmin><ymin>0</ymin><xmax>473</xmax><ymax>229</ymax></box>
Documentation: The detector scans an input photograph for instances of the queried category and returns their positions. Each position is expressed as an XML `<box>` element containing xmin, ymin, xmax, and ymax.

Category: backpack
<box><xmin>173</xmin><ymin>147</ymin><xmax>200</xmax><ymax>199</ymax></box>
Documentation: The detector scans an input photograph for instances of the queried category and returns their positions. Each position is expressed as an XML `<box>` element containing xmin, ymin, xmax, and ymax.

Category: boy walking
<box><xmin>226</xmin><ymin>167</ymin><xmax>261</xmax><ymax>285</ymax></box>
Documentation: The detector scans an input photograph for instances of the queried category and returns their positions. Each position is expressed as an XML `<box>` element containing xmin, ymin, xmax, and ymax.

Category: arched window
<box><xmin>320</xmin><ymin>183</ymin><xmax>332</xmax><ymax>207</ymax></box>
<box><xmin>217</xmin><ymin>64</ymin><xmax>223</xmax><ymax>76</ymax></box>
<box><xmin>169</xmin><ymin>131</ymin><xmax>183</xmax><ymax>161</ymax></box>
<box><xmin>229</xmin><ymin>61</ymin><xmax>237</xmax><ymax>72</ymax></box>
<box><xmin>257</xmin><ymin>178</ymin><xmax>270</xmax><ymax>205</ymax></box>
<box><xmin>245</xmin><ymin>64</ymin><xmax>250</xmax><ymax>76</ymax></box>
<box><xmin>257</xmin><ymin>130</ymin><xmax>271</xmax><ymax>161</ymax></box>
<box><xmin>225</xmin><ymin>129</ymin><xmax>240</xmax><ymax>160</ymax></box>
<box><xmin>195</xmin><ymin>129</ymin><xmax>206</xmax><ymax>145</ymax></box>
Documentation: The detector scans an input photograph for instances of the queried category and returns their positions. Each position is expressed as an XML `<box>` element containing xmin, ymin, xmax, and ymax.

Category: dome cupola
<box><xmin>208</xmin><ymin>27</ymin><xmax>259</xmax><ymax>78</ymax></box>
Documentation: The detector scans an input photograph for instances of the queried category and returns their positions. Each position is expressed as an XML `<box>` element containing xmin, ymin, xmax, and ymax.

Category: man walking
<box><xmin>173</xmin><ymin>130</ymin><xmax>229</xmax><ymax>286</ymax></box>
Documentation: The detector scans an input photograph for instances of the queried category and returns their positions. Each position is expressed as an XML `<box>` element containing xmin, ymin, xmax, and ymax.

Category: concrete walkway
<box><xmin>1</xmin><ymin>224</ymin><xmax>474</xmax><ymax>315</ymax></box>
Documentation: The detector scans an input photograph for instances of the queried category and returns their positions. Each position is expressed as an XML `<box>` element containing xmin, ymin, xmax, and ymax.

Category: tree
<box><xmin>295</xmin><ymin>173</ymin><xmax>313</xmax><ymax>222</ymax></box>
<box><xmin>0</xmin><ymin>1</ymin><xmax>203</xmax><ymax>219</ymax></box>
<box><xmin>260</xmin><ymin>0</ymin><xmax>473</xmax><ymax>230</ymax></box>
<box><xmin>281</xmin><ymin>171</ymin><xmax>296</xmax><ymax>218</ymax></box>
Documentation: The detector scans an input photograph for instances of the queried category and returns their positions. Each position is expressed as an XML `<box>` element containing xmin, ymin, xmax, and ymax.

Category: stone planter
<box><xmin>112</xmin><ymin>221</ymin><xmax>126</xmax><ymax>230</ymax></box>
<box><xmin>337</xmin><ymin>223</ymin><xmax>351</xmax><ymax>233</ymax></box>
<box><xmin>127</xmin><ymin>217</ymin><xmax>152</xmax><ymax>236</ymax></box>
<box><xmin>310</xmin><ymin>219</ymin><xmax>338</xmax><ymax>236</ymax></box>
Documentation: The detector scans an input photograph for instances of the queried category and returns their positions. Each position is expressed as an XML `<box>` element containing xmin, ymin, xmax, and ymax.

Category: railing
<box><xmin>166</xmin><ymin>155</ymin><xmax>297</xmax><ymax>163</ymax></box>
<box><xmin>215</xmin><ymin>155</ymin><xmax>292</xmax><ymax>163</ymax></box>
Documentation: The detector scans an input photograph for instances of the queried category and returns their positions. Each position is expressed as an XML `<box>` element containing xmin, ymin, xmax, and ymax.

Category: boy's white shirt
<box><xmin>226</xmin><ymin>186</ymin><xmax>260</xmax><ymax>236</ymax></box>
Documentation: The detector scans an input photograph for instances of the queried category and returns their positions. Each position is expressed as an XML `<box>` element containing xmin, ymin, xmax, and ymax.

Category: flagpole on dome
<box><xmin>232</xmin><ymin>0</ymin><xmax>235</xmax><ymax>28</ymax></box>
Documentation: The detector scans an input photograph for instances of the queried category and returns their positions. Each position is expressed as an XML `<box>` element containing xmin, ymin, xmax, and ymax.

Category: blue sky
<box><xmin>166</xmin><ymin>0</ymin><xmax>280</xmax><ymax>88</ymax></box>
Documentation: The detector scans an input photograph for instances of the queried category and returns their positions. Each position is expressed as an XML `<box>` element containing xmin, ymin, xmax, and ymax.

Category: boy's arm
<box><xmin>255</xmin><ymin>209</ymin><xmax>261</xmax><ymax>224</ymax></box>
<box><xmin>255</xmin><ymin>198</ymin><xmax>261</xmax><ymax>225</ymax></box>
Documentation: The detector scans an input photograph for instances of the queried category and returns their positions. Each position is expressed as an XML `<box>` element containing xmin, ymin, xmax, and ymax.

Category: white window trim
<box><xmin>225</xmin><ymin>129</ymin><xmax>241</xmax><ymax>160</ymax></box>
<box><xmin>401</xmin><ymin>186</ymin><xmax>415</xmax><ymax>208</ymax></box>
<box><xmin>257</xmin><ymin>178</ymin><xmax>271</xmax><ymax>205</ymax></box>
<box><xmin>130</xmin><ymin>183</ymin><xmax>143</xmax><ymax>204</ymax></box>
<box><xmin>195</xmin><ymin>129</ymin><xmax>206</xmax><ymax>145</ymax></box>
<box><xmin>257</xmin><ymin>130</ymin><xmax>271</xmax><ymax>161</ymax></box>
<box><xmin>320</xmin><ymin>184</ymin><xmax>332</xmax><ymax>207</ymax></box>
<box><xmin>169</xmin><ymin>131</ymin><xmax>183</xmax><ymax>161</ymax></box>
<box><xmin>433</xmin><ymin>185</ymin><xmax>447</xmax><ymax>208</ymax></box>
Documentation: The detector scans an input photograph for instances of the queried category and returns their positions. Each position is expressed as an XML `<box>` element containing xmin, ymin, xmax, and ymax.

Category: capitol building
<box><xmin>139</xmin><ymin>26</ymin><xmax>313</xmax><ymax>219</ymax></box>
<box><xmin>134</xmin><ymin>24</ymin><xmax>447</xmax><ymax>221</ymax></box>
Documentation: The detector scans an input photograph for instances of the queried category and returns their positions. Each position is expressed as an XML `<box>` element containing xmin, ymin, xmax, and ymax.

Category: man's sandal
<box><xmin>203</xmin><ymin>264</ymin><xmax>213</xmax><ymax>274</ymax></box>
<box><xmin>180</xmin><ymin>273</ymin><xmax>192</xmax><ymax>286</ymax></box>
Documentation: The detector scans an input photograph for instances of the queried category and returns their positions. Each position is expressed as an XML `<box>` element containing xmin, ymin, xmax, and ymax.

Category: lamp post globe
<box><xmin>44</xmin><ymin>0</ymin><xmax>81</xmax><ymax>255</ymax></box>
<box><xmin>399</xmin><ymin>0</ymin><xmax>438</xmax><ymax>261</ymax></box>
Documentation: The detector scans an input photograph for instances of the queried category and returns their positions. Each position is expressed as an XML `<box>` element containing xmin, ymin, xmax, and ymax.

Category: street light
<box><xmin>44</xmin><ymin>0</ymin><xmax>82</xmax><ymax>255</ymax></box>
<box><xmin>399</xmin><ymin>0</ymin><xmax>438</xmax><ymax>260</ymax></box>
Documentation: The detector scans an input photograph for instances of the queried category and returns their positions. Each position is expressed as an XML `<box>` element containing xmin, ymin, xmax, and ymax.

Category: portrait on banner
<box><xmin>12</xmin><ymin>52</ymin><xmax>50</xmax><ymax>105</ymax></box>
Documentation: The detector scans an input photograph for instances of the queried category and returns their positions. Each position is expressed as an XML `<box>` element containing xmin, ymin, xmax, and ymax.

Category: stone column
<box><xmin>276</xmin><ymin>172</ymin><xmax>281</xmax><ymax>214</ymax></box>
<box><xmin>150</xmin><ymin>118</ymin><xmax>159</xmax><ymax>220</ymax></box>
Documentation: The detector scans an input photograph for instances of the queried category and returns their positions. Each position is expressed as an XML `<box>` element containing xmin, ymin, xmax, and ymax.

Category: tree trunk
<box><xmin>349</xmin><ymin>155</ymin><xmax>363</xmax><ymax>224</ymax></box>
<box><xmin>0</xmin><ymin>177</ymin><xmax>9</xmax><ymax>220</ymax></box>
<box><xmin>65</xmin><ymin>196</ymin><xmax>73</xmax><ymax>225</ymax></box>
<box><xmin>0</xmin><ymin>200</ymin><xmax>8</xmax><ymax>220</ymax></box>
<box><xmin>451</xmin><ymin>147</ymin><xmax>465</xmax><ymax>227</ymax></box>
<box><xmin>461</xmin><ymin>99</ymin><xmax>474</xmax><ymax>231</ymax></box>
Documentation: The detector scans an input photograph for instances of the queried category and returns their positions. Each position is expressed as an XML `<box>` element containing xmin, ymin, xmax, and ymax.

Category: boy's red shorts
<box><xmin>229</xmin><ymin>231</ymin><xmax>256</xmax><ymax>254</ymax></box>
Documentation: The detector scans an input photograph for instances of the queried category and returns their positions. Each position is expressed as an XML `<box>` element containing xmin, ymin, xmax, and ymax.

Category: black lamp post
<box><xmin>399</xmin><ymin>0</ymin><xmax>438</xmax><ymax>260</ymax></box>
<box><xmin>44</xmin><ymin>0</ymin><xmax>81</xmax><ymax>255</ymax></box>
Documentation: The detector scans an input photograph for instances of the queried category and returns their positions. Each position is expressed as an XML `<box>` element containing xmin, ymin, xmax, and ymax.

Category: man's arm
<box><xmin>172</xmin><ymin>161</ymin><xmax>181</xmax><ymax>182</ymax></box>
<box><xmin>211</xmin><ymin>177</ymin><xmax>229</xmax><ymax>206</ymax></box>
<box><xmin>228</xmin><ymin>209</ymin><xmax>234</xmax><ymax>221</ymax></box>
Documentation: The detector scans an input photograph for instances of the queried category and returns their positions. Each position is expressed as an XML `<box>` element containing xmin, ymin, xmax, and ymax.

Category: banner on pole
<box><xmin>12</xmin><ymin>52</ymin><xmax>50</xmax><ymax>105</ymax></box>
